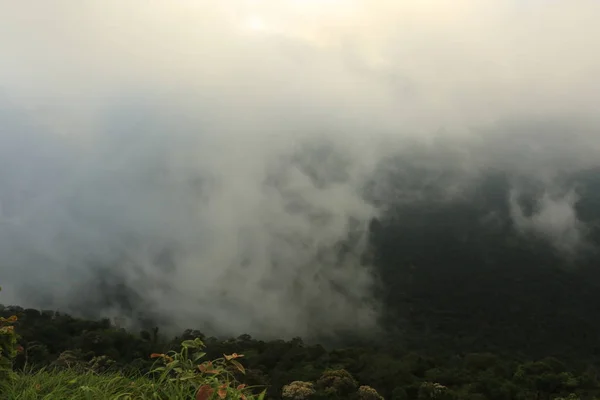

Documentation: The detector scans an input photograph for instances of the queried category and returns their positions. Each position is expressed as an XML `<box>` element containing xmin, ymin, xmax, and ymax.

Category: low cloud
<box><xmin>0</xmin><ymin>0</ymin><xmax>599</xmax><ymax>338</ymax></box>
<box><xmin>509</xmin><ymin>187</ymin><xmax>587</xmax><ymax>256</ymax></box>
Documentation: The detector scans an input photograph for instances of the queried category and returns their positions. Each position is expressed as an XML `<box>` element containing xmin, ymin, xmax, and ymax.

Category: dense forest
<box><xmin>370</xmin><ymin>168</ymin><xmax>600</xmax><ymax>363</ymax></box>
<box><xmin>1</xmin><ymin>302</ymin><xmax>598</xmax><ymax>399</ymax></box>
<box><xmin>3</xmin><ymin>169</ymin><xmax>600</xmax><ymax>399</ymax></box>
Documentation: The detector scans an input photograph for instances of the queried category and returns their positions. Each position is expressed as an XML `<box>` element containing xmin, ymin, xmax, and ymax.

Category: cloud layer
<box><xmin>1</xmin><ymin>0</ymin><xmax>599</xmax><ymax>338</ymax></box>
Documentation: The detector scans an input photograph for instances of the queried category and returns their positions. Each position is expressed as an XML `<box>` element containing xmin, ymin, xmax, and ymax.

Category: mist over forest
<box><xmin>2</xmin><ymin>0</ymin><xmax>600</xmax><ymax>362</ymax></box>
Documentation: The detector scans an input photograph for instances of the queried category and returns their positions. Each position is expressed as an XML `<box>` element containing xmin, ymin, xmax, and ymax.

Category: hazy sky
<box><xmin>1</xmin><ymin>0</ymin><xmax>599</xmax><ymax>337</ymax></box>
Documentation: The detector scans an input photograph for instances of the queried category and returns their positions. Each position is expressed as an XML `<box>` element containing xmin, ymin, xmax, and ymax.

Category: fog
<box><xmin>1</xmin><ymin>0</ymin><xmax>599</xmax><ymax>338</ymax></box>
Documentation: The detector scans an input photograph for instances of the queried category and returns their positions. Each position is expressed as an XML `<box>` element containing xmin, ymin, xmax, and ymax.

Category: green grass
<box><xmin>1</xmin><ymin>306</ymin><xmax>265</xmax><ymax>400</ymax></box>
<box><xmin>1</xmin><ymin>336</ymin><xmax>265</xmax><ymax>399</ymax></box>
<box><xmin>2</xmin><ymin>368</ymin><xmax>261</xmax><ymax>399</ymax></box>
<box><xmin>2</xmin><ymin>368</ymin><xmax>159</xmax><ymax>400</ymax></box>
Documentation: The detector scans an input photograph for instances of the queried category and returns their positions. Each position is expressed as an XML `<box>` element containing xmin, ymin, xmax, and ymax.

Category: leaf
<box><xmin>230</xmin><ymin>359</ymin><xmax>246</xmax><ymax>374</ymax></box>
<box><xmin>196</xmin><ymin>385</ymin><xmax>214</xmax><ymax>400</ymax></box>
<box><xmin>182</xmin><ymin>338</ymin><xmax>204</xmax><ymax>350</ymax></box>
<box><xmin>177</xmin><ymin>373</ymin><xmax>196</xmax><ymax>381</ymax></box>
<box><xmin>224</xmin><ymin>353</ymin><xmax>243</xmax><ymax>361</ymax></box>
<box><xmin>257</xmin><ymin>390</ymin><xmax>267</xmax><ymax>400</ymax></box>
<box><xmin>198</xmin><ymin>361</ymin><xmax>219</xmax><ymax>374</ymax></box>
<box><xmin>217</xmin><ymin>384</ymin><xmax>227</xmax><ymax>399</ymax></box>
<box><xmin>167</xmin><ymin>358</ymin><xmax>178</xmax><ymax>367</ymax></box>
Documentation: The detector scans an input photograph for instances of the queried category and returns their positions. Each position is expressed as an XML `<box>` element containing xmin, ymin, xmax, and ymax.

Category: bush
<box><xmin>282</xmin><ymin>380</ymin><xmax>316</xmax><ymax>399</ymax></box>
<box><xmin>357</xmin><ymin>385</ymin><xmax>384</xmax><ymax>400</ymax></box>
<box><xmin>147</xmin><ymin>337</ymin><xmax>266</xmax><ymax>399</ymax></box>
<box><xmin>0</xmin><ymin>287</ymin><xmax>19</xmax><ymax>383</ymax></box>
<box><xmin>317</xmin><ymin>369</ymin><xmax>358</xmax><ymax>397</ymax></box>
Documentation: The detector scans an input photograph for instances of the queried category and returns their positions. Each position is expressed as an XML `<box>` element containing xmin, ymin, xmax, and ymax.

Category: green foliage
<box><xmin>418</xmin><ymin>382</ymin><xmax>453</xmax><ymax>399</ymax></box>
<box><xmin>281</xmin><ymin>369</ymin><xmax>385</xmax><ymax>400</ymax></box>
<box><xmin>2</xmin><ymin>338</ymin><xmax>265</xmax><ymax>400</ymax></box>
<box><xmin>1</xmin><ymin>368</ymin><xmax>157</xmax><ymax>399</ymax></box>
<box><xmin>391</xmin><ymin>386</ymin><xmax>408</xmax><ymax>400</ymax></box>
<box><xmin>513</xmin><ymin>360</ymin><xmax>580</xmax><ymax>398</ymax></box>
<box><xmin>282</xmin><ymin>381</ymin><xmax>316</xmax><ymax>399</ymax></box>
<box><xmin>0</xmin><ymin>286</ymin><xmax>19</xmax><ymax>383</ymax></box>
<box><xmin>6</xmin><ymin>304</ymin><xmax>600</xmax><ymax>399</ymax></box>
<box><xmin>555</xmin><ymin>394</ymin><xmax>581</xmax><ymax>400</ymax></box>
<box><xmin>357</xmin><ymin>385</ymin><xmax>385</xmax><ymax>400</ymax></box>
<box><xmin>0</xmin><ymin>314</ymin><xmax>18</xmax><ymax>383</ymax></box>
<box><xmin>317</xmin><ymin>368</ymin><xmax>358</xmax><ymax>397</ymax></box>
<box><xmin>147</xmin><ymin>337</ymin><xmax>265</xmax><ymax>399</ymax></box>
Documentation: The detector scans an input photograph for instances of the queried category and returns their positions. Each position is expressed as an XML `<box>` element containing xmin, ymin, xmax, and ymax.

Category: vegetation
<box><xmin>0</xmin><ymin>287</ymin><xmax>18</xmax><ymax>383</ymax></box>
<box><xmin>3</xmin><ymin>170</ymin><xmax>600</xmax><ymax>399</ymax></box>
<box><xmin>0</xmin><ymin>305</ymin><xmax>263</xmax><ymax>399</ymax></box>
<box><xmin>3</xmin><ymin>299</ymin><xmax>600</xmax><ymax>399</ymax></box>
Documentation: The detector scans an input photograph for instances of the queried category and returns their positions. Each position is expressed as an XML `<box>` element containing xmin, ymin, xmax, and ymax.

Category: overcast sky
<box><xmin>1</xmin><ymin>0</ymin><xmax>599</xmax><ymax>337</ymax></box>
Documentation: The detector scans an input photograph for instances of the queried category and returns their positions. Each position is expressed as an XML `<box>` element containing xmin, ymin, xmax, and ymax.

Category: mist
<box><xmin>1</xmin><ymin>0</ymin><xmax>600</xmax><ymax>339</ymax></box>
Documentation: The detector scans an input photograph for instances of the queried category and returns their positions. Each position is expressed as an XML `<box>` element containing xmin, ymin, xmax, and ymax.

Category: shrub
<box><xmin>148</xmin><ymin>337</ymin><xmax>266</xmax><ymax>399</ymax></box>
<box><xmin>357</xmin><ymin>385</ymin><xmax>384</xmax><ymax>400</ymax></box>
<box><xmin>317</xmin><ymin>369</ymin><xmax>358</xmax><ymax>397</ymax></box>
<box><xmin>0</xmin><ymin>287</ymin><xmax>19</xmax><ymax>383</ymax></box>
<box><xmin>282</xmin><ymin>380</ymin><xmax>316</xmax><ymax>399</ymax></box>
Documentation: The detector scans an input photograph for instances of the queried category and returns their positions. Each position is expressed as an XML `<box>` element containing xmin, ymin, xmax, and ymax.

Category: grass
<box><xmin>2</xmin><ymin>288</ymin><xmax>267</xmax><ymax>399</ymax></box>
<box><xmin>1</xmin><ymin>339</ymin><xmax>266</xmax><ymax>399</ymax></box>
<box><xmin>2</xmin><ymin>364</ymin><xmax>265</xmax><ymax>399</ymax></box>
<box><xmin>2</xmin><ymin>368</ymin><xmax>158</xmax><ymax>400</ymax></box>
